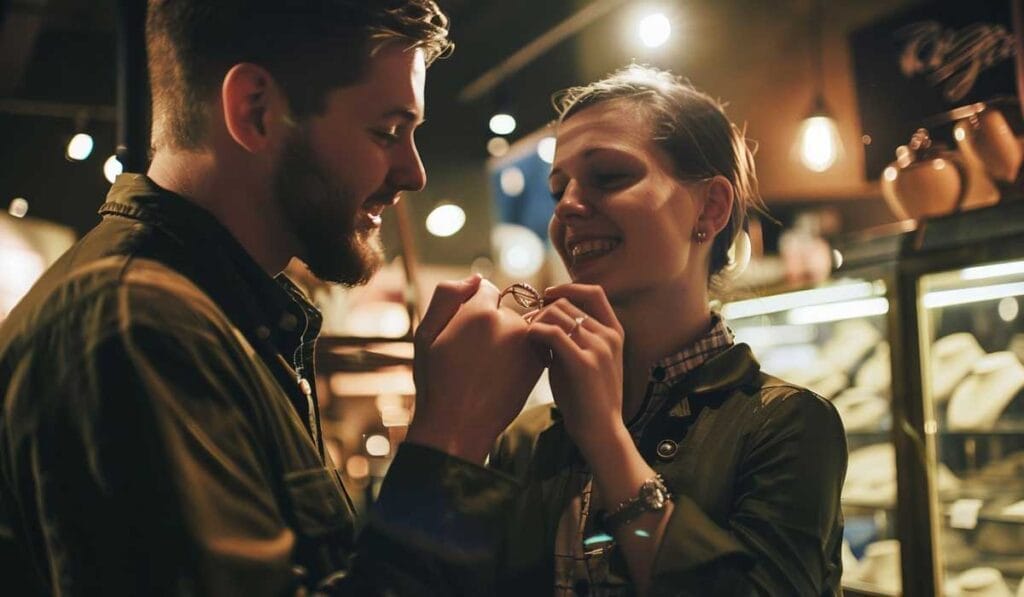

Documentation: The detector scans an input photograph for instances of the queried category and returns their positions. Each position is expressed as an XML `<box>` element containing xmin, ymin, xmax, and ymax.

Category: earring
<box><xmin>695</xmin><ymin>229</ymin><xmax>708</xmax><ymax>244</ymax></box>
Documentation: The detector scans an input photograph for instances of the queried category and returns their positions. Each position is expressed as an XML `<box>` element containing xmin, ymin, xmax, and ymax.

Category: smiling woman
<box><xmin>491</xmin><ymin>65</ymin><xmax>848</xmax><ymax>597</ymax></box>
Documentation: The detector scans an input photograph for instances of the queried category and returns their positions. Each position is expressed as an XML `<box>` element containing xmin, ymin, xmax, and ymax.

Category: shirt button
<box><xmin>656</xmin><ymin>439</ymin><xmax>678</xmax><ymax>460</ymax></box>
<box><xmin>651</xmin><ymin>366</ymin><xmax>666</xmax><ymax>382</ymax></box>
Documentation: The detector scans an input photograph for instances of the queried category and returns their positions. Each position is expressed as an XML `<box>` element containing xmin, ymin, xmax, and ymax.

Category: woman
<box><xmin>491</xmin><ymin>66</ymin><xmax>847</xmax><ymax>596</ymax></box>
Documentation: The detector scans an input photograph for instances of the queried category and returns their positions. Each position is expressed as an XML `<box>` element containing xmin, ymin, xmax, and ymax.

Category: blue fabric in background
<box><xmin>489</xmin><ymin>147</ymin><xmax>555</xmax><ymax>243</ymax></box>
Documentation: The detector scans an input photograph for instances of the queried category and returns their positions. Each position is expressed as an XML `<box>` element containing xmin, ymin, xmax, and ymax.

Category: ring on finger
<box><xmin>567</xmin><ymin>315</ymin><xmax>588</xmax><ymax>338</ymax></box>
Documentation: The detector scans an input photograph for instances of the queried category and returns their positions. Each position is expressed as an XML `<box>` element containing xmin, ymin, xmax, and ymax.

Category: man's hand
<box><xmin>406</xmin><ymin>276</ymin><xmax>545</xmax><ymax>463</ymax></box>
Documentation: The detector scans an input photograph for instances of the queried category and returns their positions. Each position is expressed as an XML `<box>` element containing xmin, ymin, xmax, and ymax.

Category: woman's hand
<box><xmin>527</xmin><ymin>283</ymin><xmax>625</xmax><ymax>453</ymax></box>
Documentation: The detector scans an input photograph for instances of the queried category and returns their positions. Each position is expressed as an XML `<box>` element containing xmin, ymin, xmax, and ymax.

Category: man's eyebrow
<box><xmin>380</xmin><ymin>108</ymin><xmax>425</xmax><ymax>125</ymax></box>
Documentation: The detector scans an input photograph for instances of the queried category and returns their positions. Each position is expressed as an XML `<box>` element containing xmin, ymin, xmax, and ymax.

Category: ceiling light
<box><xmin>487</xmin><ymin>136</ymin><xmax>510</xmax><ymax>157</ymax></box>
<box><xmin>66</xmin><ymin>133</ymin><xmax>94</xmax><ymax>161</ymax></box>
<box><xmin>425</xmin><ymin>203</ymin><xmax>466</xmax><ymax>237</ymax></box>
<box><xmin>537</xmin><ymin>136</ymin><xmax>557</xmax><ymax>164</ymax></box>
<box><xmin>365</xmin><ymin>434</ymin><xmax>391</xmax><ymax>457</ymax></box>
<box><xmin>103</xmin><ymin>155</ymin><xmax>123</xmax><ymax>184</ymax></box>
<box><xmin>489</xmin><ymin>113</ymin><xmax>516</xmax><ymax>135</ymax></box>
<box><xmin>8</xmin><ymin>197</ymin><xmax>29</xmax><ymax>218</ymax></box>
<box><xmin>797</xmin><ymin>0</ymin><xmax>843</xmax><ymax>173</ymax></box>
<box><xmin>637</xmin><ymin>12</ymin><xmax>671</xmax><ymax>48</ymax></box>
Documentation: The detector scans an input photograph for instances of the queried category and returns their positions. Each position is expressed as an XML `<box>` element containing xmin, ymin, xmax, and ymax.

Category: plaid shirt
<box><xmin>553</xmin><ymin>315</ymin><xmax>735</xmax><ymax>596</ymax></box>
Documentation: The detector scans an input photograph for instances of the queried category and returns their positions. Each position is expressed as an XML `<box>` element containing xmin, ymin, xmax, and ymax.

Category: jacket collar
<box><xmin>664</xmin><ymin>343</ymin><xmax>761</xmax><ymax>417</ymax></box>
<box><xmin>98</xmin><ymin>174</ymin><xmax>320</xmax><ymax>360</ymax></box>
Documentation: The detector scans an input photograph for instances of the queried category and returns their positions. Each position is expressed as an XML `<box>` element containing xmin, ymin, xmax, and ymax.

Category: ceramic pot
<box><xmin>881</xmin><ymin>129</ymin><xmax>968</xmax><ymax>221</ymax></box>
<box><xmin>954</xmin><ymin>107</ymin><xmax>1023</xmax><ymax>184</ymax></box>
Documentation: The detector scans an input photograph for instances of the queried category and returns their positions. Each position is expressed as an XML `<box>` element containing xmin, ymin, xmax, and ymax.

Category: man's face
<box><xmin>273</xmin><ymin>44</ymin><xmax>427</xmax><ymax>285</ymax></box>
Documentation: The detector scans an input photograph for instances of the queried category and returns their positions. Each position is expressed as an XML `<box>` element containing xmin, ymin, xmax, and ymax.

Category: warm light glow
<box><xmin>492</xmin><ymin>223</ymin><xmax>544</xmax><ymax>278</ymax></box>
<box><xmin>923</xmin><ymin>282</ymin><xmax>1024</xmax><ymax>309</ymax></box>
<box><xmin>786</xmin><ymin>297</ymin><xmax>890</xmax><ymax>325</ymax></box>
<box><xmin>499</xmin><ymin>166</ymin><xmax>526</xmax><ymax>196</ymax></box>
<box><xmin>960</xmin><ymin>259</ymin><xmax>1024</xmax><ymax>281</ymax></box>
<box><xmin>376</xmin><ymin>394</ymin><xmax>411</xmax><ymax>428</ymax></box>
<box><xmin>487</xmin><ymin>136</ymin><xmax>510</xmax><ymax>157</ymax></box>
<box><xmin>637</xmin><ymin>12</ymin><xmax>671</xmax><ymax>48</ymax></box>
<box><xmin>489</xmin><ymin>113</ymin><xmax>516</xmax><ymax>135</ymax></box>
<box><xmin>537</xmin><ymin>136</ymin><xmax>557</xmax><ymax>164</ymax></box>
<box><xmin>8</xmin><ymin>197</ymin><xmax>28</xmax><ymax>218</ymax></box>
<box><xmin>798</xmin><ymin>115</ymin><xmax>841</xmax><ymax>172</ymax></box>
<box><xmin>365</xmin><ymin>434</ymin><xmax>391</xmax><ymax>457</ymax></box>
<box><xmin>425</xmin><ymin>203</ymin><xmax>466</xmax><ymax>237</ymax></box>
<box><xmin>722</xmin><ymin>281</ymin><xmax>883</xmax><ymax>320</ymax></box>
<box><xmin>345</xmin><ymin>455</ymin><xmax>370</xmax><ymax>479</ymax></box>
<box><xmin>883</xmin><ymin>166</ymin><xmax>898</xmax><ymax>182</ymax></box>
<box><xmin>954</xmin><ymin>127</ymin><xmax>967</xmax><ymax>142</ymax></box>
<box><xmin>66</xmin><ymin>133</ymin><xmax>94</xmax><ymax>161</ymax></box>
<box><xmin>103</xmin><ymin>155</ymin><xmax>123</xmax><ymax>183</ymax></box>
<box><xmin>998</xmin><ymin>297</ymin><xmax>1019</xmax><ymax>322</ymax></box>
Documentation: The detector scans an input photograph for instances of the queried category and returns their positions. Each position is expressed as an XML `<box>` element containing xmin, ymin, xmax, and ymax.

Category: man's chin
<box><xmin>305</xmin><ymin>238</ymin><xmax>384</xmax><ymax>286</ymax></box>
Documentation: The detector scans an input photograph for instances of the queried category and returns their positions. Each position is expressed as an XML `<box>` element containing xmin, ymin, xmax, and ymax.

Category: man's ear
<box><xmin>221</xmin><ymin>63</ymin><xmax>278</xmax><ymax>153</ymax></box>
<box><xmin>698</xmin><ymin>175</ymin><xmax>735</xmax><ymax>236</ymax></box>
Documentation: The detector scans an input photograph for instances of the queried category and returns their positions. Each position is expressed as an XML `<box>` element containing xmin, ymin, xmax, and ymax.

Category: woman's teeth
<box><xmin>569</xmin><ymin>239</ymin><xmax>620</xmax><ymax>260</ymax></box>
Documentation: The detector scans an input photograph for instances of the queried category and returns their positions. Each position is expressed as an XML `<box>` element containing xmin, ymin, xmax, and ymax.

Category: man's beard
<box><xmin>273</xmin><ymin>130</ymin><xmax>384</xmax><ymax>286</ymax></box>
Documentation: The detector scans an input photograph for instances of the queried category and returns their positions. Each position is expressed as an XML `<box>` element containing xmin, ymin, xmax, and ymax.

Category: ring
<box><xmin>569</xmin><ymin>315</ymin><xmax>585</xmax><ymax>337</ymax></box>
<box><xmin>498</xmin><ymin>282</ymin><xmax>543</xmax><ymax>310</ymax></box>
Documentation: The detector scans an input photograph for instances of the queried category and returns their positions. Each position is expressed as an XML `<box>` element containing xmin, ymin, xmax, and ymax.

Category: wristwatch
<box><xmin>601</xmin><ymin>474</ymin><xmax>672</xmax><ymax>532</ymax></box>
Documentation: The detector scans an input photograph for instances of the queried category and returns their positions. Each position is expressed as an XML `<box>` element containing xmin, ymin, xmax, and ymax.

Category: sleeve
<box><xmin>650</xmin><ymin>391</ymin><xmax>848</xmax><ymax>596</ymax></box>
<box><xmin>7</xmin><ymin>288</ymin><xmax>519</xmax><ymax>596</ymax></box>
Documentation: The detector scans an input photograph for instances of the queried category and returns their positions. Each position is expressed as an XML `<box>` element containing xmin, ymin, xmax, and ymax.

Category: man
<box><xmin>0</xmin><ymin>1</ymin><xmax>543</xmax><ymax>595</ymax></box>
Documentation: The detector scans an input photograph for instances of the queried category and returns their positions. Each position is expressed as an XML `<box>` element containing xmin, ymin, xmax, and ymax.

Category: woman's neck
<box><xmin>615</xmin><ymin>283</ymin><xmax>713</xmax><ymax>422</ymax></box>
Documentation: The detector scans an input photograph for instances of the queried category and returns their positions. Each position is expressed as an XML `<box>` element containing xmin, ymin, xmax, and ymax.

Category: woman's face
<box><xmin>548</xmin><ymin>100</ymin><xmax>707</xmax><ymax>301</ymax></box>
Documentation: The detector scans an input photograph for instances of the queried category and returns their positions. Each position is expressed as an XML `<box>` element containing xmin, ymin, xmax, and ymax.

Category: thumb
<box><xmin>415</xmin><ymin>274</ymin><xmax>482</xmax><ymax>347</ymax></box>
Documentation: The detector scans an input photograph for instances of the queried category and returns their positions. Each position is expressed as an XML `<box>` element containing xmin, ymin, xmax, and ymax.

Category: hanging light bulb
<box><xmin>796</xmin><ymin>0</ymin><xmax>843</xmax><ymax>173</ymax></box>
<box><xmin>798</xmin><ymin>97</ymin><xmax>842</xmax><ymax>172</ymax></box>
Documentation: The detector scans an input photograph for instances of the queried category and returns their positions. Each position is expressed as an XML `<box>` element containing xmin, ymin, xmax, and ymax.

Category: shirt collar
<box><xmin>99</xmin><ymin>174</ymin><xmax>320</xmax><ymax>359</ymax></box>
<box><xmin>648</xmin><ymin>313</ymin><xmax>735</xmax><ymax>385</ymax></box>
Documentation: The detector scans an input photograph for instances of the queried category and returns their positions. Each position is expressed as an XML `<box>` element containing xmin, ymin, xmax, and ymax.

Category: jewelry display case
<box><xmin>723</xmin><ymin>200</ymin><xmax>1024</xmax><ymax>597</ymax></box>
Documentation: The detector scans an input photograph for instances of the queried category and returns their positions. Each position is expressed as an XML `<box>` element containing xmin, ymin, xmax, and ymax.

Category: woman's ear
<box><xmin>698</xmin><ymin>175</ymin><xmax>735</xmax><ymax>236</ymax></box>
<box><xmin>221</xmin><ymin>62</ymin><xmax>280</xmax><ymax>153</ymax></box>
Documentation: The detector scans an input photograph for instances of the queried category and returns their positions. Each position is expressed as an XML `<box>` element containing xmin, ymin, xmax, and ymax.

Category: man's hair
<box><xmin>147</xmin><ymin>0</ymin><xmax>452</xmax><ymax>150</ymax></box>
<box><xmin>554</xmin><ymin>65</ymin><xmax>765</xmax><ymax>282</ymax></box>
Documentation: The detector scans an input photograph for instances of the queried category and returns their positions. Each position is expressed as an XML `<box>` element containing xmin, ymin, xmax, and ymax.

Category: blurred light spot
<box><xmin>537</xmin><ymin>136</ymin><xmax>557</xmax><ymax>164</ymax></box>
<box><xmin>493</xmin><ymin>224</ymin><xmax>545</xmax><ymax>278</ymax></box>
<box><xmin>954</xmin><ymin>127</ymin><xmax>966</xmax><ymax>142</ymax></box>
<box><xmin>345</xmin><ymin>455</ymin><xmax>370</xmax><ymax>479</ymax></box>
<box><xmin>634</xmin><ymin>529</ymin><xmax>651</xmax><ymax>538</ymax></box>
<box><xmin>487</xmin><ymin>136</ymin><xmax>510</xmax><ymax>157</ymax></box>
<box><xmin>426</xmin><ymin>203</ymin><xmax>466</xmax><ymax>237</ymax></box>
<box><xmin>998</xmin><ymin>297</ymin><xmax>1019</xmax><ymax>322</ymax></box>
<box><xmin>883</xmin><ymin>166</ymin><xmax>898</xmax><ymax>182</ymax></box>
<box><xmin>500</xmin><ymin>166</ymin><xmax>526</xmax><ymax>196</ymax></box>
<box><xmin>365</xmin><ymin>434</ymin><xmax>391</xmax><ymax>457</ymax></box>
<box><xmin>933</xmin><ymin>159</ymin><xmax>946</xmax><ymax>170</ymax></box>
<box><xmin>470</xmin><ymin>256</ymin><xmax>495</xmax><ymax>278</ymax></box>
<box><xmin>832</xmin><ymin>249</ymin><xmax>844</xmax><ymax>269</ymax></box>
<box><xmin>489</xmin><ymin>113</ymin><xmax>516</xmax><ymax>135</ymax></box>
<box><xmin>798</xmin><ymin>115</ymin><xmax>840</xmax><ymax>172</ymax></box>
<box><xmin>103</xmin><ymin>155</ymin><xmax>123</xmax><ymax>184</ymax></box>
<box><xmin>861</xmin><ymin>134</ymin><xmax>872</xmax><ymax>145</ymax></box>
<box><xmin>584</xmin><ymin>533</ymin><xmax>614</xmax><ymax>547</ymax></box>
<box><xmin>638</xmin><ymin>12</ymin><xmax>671</xmax><ymax>48</ymax></box>
<box><xmin>66</xmin><ymin>133</ymin><xmax>94</xmax><ymax>161</ymax></box>
<box><xmin>9</xmin><ymin>197</ymin><xmax>29</xmax><ymax>218</ymax></box>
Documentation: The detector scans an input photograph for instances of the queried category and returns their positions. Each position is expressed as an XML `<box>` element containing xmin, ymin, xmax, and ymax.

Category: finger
<box><xmin>530</xmin><ymin>301</ymin><xmax>581</xmax><ymax>333</ymax></box>
<box><xmin>544</xmin><ymin>284</ymin><xmax>621</xmax><ymax>334</ymax></box>
<box><xmin>416</xmin><ymin>275</ymin><xmax>482</xmax><ymax>346</ymax></box>
<box><xmin>527</xmin><ymin>321</ymin><xmax>584</xmax><ymax>362</ymax></box>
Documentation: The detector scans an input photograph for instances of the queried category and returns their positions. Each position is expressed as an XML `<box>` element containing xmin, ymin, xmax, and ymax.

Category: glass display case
<box><xmin>723</xmin><ymin>200</ymin><xmax>1024</xmax><ymax>597</ymax></box>
<box><xmin>723</xmin><ymin>233</ymin><xmax>904</xmax><ymax>597</ymax></box>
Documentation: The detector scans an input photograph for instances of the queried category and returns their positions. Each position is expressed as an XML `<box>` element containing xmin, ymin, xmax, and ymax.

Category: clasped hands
<box><xmin>407</xmin><ymin>275</ymin><xmax>624</xmax><ymax>463</ymax></box>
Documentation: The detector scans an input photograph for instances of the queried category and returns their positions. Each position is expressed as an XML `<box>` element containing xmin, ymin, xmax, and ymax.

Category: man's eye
<box><xmin>373</xmin><ymin>129</ymin><xmax>400</xmax><ymax>145</ymax></box>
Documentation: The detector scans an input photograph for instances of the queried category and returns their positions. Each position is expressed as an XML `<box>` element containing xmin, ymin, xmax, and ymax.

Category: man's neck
<box><xmin>148</xmin><ymin>149</ymin><xmax>297</xmax><ymax>276</ymax></box>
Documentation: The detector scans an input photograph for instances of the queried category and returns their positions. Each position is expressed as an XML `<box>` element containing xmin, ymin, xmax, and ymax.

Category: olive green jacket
<box><xmin>491</xmin><ymin>344</ymin><xmax>848</xmax><ymax>596</ymax></box>
<box><xmin>0</xmin><ymin>175</ymin><xmax>515</xmax><ymax>596</ymax></box>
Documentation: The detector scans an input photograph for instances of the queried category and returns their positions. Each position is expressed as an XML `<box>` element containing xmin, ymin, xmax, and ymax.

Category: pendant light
<box><xmin>798</xmin><ymin>0</ymin><xmax>842</xmax><ymax>173</ymax></box>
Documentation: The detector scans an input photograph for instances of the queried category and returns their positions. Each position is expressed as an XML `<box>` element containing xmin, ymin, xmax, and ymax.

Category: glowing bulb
<box><xmin>489</xmin><ymin>113</ymin><xmax>516</xmax><ymax>135</ymax></box>
<box><xmin>537</xmin><ymin>136</ymin><xmax>556</xmax><ymax>164</ymax></box>
<box><xmin>487</xmin><ymin>136</ymin><xmax>510</xmax><ymax>157</ymax></box>
<box><xmin>798</xmin><ymin>115</ymin><xmax>841</xmax><ymax>172</ymax></box>
<box><xmin>66</xmin><ymin>133</ymin><xmax>94</xmax><ymax>161</ymax></box>
<box><xmin>638</xmin><ymin>12</ymin><xmax>671</xmax><ymax>48</ymax></box>
<box><xmin>103</xmin><ymin>155</ymin><xmax>123</xmax><ymax>183</ymax></box>
<box><xmin>9</xmin><ymin>197</ymin><xmax>28</xmax><ymax>218</ymax></box>
<box><xmin>425</xmin><ymin>203</ymin><xmax>466</xmax><ymax>237</ymax></box>
<box><xmin>365</xmin><ymin>434</ymin><xmax>391</xmax><ymax>457</ymax></box>
<box><xmin>499</xmin><ymin>166</ymin><xmax>526</xmax><ymax>196</ymax></box>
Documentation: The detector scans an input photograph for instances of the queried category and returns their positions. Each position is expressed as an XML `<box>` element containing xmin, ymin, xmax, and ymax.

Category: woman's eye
<box><xmin>549</xmin><ymin>188</ymin><xmax>565</xmax><ymax>202</ymax></box>
<box><xmin>593</xmin><ymin>172</ymin><xmax>630</xmax><ymax>187</ymax></box>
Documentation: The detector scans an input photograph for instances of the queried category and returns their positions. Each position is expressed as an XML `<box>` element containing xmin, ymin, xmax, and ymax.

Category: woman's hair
<box><xmin>554</xmin><ymin>64</ymin><xmax>764</xmax><ymax>280</ymax></box>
